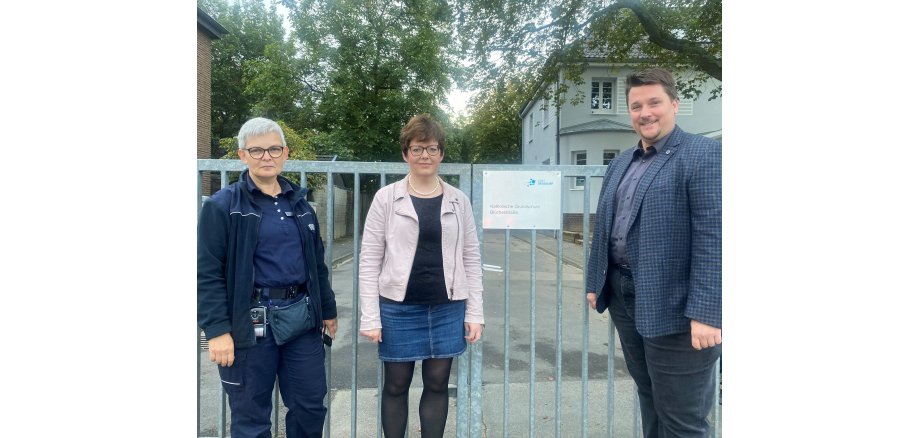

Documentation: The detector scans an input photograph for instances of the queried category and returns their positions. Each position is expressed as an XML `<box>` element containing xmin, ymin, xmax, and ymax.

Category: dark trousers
<box><xmin>606</xmin><ymin>268</ymin><xmax>720</xmax><ymax>438</ymax></box>
<box><xmin>218</xmin><ymin>324</ymin><xmax>327</xmax><ymax>438</ymax></box>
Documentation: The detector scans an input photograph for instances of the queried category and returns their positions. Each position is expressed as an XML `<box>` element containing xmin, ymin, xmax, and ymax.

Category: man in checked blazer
<box><xmin>585</xmin><ymin>67</ymin><xmax>721</xmax><ymax>438</ymax></box>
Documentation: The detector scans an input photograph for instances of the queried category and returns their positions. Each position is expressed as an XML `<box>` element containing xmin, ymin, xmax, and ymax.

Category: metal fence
<box><xmin>197</xmin><ymin>159</ymin><xmax>721</xmax><ymax>438</ymax></box>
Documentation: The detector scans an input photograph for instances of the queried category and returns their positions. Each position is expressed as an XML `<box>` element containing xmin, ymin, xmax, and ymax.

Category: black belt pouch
<box><xmin>268</xmin><ymin>294</ymin><xmax>315</xmax><ymax>345</ymax></box>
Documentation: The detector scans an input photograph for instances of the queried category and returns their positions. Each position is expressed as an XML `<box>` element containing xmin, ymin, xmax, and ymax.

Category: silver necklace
<box><xmin>408</xmin><ymin>175</ymin><xmax>441</xmax><ymax>196</ymax></box>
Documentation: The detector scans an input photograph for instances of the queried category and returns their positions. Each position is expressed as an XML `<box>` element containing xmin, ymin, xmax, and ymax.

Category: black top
<box><xmin>403</xmin><ymin>194</ymin><xmax>450</xmax><ymax>304</ymax></box>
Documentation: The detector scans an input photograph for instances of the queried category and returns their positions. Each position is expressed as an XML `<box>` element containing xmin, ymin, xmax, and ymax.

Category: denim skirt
<box><xmin>378</xmin><ymin>299</ymin><xmax>467</xmax><ymax>362</ymax></box>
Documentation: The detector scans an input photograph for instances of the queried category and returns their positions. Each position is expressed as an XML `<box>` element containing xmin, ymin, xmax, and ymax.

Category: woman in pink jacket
<box><xmin>359</xmin><ymin>114</ymin><xmax>484</xmax><ymax>437</ymax></box>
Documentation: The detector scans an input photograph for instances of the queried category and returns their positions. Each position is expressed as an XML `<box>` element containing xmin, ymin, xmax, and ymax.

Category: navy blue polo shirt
<box><xmin>248</xmin><ymin>175</ymin><xmax>307</xmax><ymax>289</ymax></box>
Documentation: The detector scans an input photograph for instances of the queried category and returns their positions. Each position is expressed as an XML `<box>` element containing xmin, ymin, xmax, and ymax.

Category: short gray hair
<box><xmin>237</xmin><ymin>117</ymin><xmax>287</xmax><ymax>149</ymax></box>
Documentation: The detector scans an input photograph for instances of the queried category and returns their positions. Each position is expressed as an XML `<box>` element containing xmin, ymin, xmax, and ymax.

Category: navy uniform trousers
<box><xmin>607</xmin><ymin>268</ymin><xmax>720</xmax><ymax>438</ymax></box>
<box><xmin>218</xmin><ymin>322</ymin><xmax>327</xmax><ymax>438</ymax></box>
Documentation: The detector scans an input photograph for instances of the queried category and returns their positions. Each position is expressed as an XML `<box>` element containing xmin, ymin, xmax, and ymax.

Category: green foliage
<box><xmin>453</xmin><ymin>0</ymin><xmax>722</xmax><ymax>103</ymax></box>
<box><xmin>459</xmin><ymin>76</ymin><xmax>532</xmax><ymax>163</ymax></box>
<box><xmin>199</xmin><ymin>0</ymin><xmax>720</xmax><ymax>168</ymax></box>
<box><xmin>282</xmin><ymin>0</ymin><xmax>455</xmax><ymax>162</ymax></box>
<box><xmin>199</xmin><ymin>0</ymin><xmax>316</xmax><ymax>155</ymax></box>
<box><xmin>243</xmin><ymin>41</ymin><xmax>317</xmax><ymax>130</ymax></box>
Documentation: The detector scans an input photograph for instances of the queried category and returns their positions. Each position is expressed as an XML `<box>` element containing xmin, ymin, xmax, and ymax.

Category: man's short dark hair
<box><xmin>625</xmin><ymin>67</ymin><xmax>679</xmax><ymax>102</ymax></box>
<box><xmin>399</xmin><ymin>114</ymin><xmax>446</xmax><ymax>156</ymax></box>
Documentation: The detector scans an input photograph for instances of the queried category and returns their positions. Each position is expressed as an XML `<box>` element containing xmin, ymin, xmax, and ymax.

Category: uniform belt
<box><xmin>253</xmin><ymin>284</ymin><xmax>308</xmax><ymax>300</ymax></box>
<box><xmin>613</xmin><ymin>263</ymin><xmax>632</xmax><ymax>278</ymax></box>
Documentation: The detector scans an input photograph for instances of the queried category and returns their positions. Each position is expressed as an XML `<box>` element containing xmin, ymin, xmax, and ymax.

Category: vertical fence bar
<box><xmin>459</xmin><ymin>167</ymin><xmax>472</xmax><ymax>197</ymax></box>
<box><xmin>470</xmin><ymin>164</ymin><xmax>483</xmax><ymax>438</ymax></box>
<box><xmin>197</xmin><ymin>170</ymin><xmax>202</xmax><ymax>438</ymax></box>
<box><xmin>351</xmin><ymin>172</ymin><xmax>360</xmax><ymax>438</ymax></box>
<box><xmin>221</xmin><ymin>170</ymin><xmax>228</xmax><ymax>188</ymax></box>
<box><xmin>470</xmin><ymin>164</ymin><xmax>485</xmax><ymax>438</ymax></box>
<box><xmin>529</xmin><ymin>228</ymin><xmax>537</xmax><ymax>437</ymax></box>
<box><xmin>712</xmin><ymin>358</ymin><xmax>721</xmax><ymax>438</ymax></box>
<box><xmin>324</xmin><ymin>171</ymin><xmax>333</xmax><ymax>438</ymax></box>
<box><xmin>634</xmin><ymin>385</ymin><xmax>641</xmax><ymax>438</ymax></box>
<box><xmin>555</xmin><ymin>174</ymin><xmax>564</xmax><ymax>438</ymax></box>
<box><xmin>459</xmin><ymin>165</ymin><xmax>481</xmax><ymax>438</ymax></box>
<box><xmin>503</xmin><ymin>228</ymin><xmax>511</xmax><ymax>438</ymax></box>
<box><xmin>599</xmin><ymin>173</ymin><xmax>616</xmax><ymax>438</ymax></box>
<box><xmin>581</xmin><ymin>176</ymin><xmax>591</xmax><ymax>438</ymax></box>
<box><xmin>458</xmin><ymin>347</ymin><xmax>470</xmax><ymax>438</ymax></box>
<box><xmin>376</xmin><ymin>172</ymin><xmax>386</xmax><ymax>438</ymax></box>
<box><xmin>197</xmin><ymin>170</ymin><xmax>203</xmax><ymax>211</ymax></box>
<box><xmin>272</xmin><ymin>380</ymin><xmax>280</xmax><ymax>437</ymax></box>
<box><xmin>219</xmin><ymin>385</ymin><xmax>227</xmax><ymax>438</ymax></box>
<box><xmin>607</xmin><ymin>320</ymin><xmax>615</xmax><ymax>437</ymax></box>
<box><xmin>471</xmin><ymin>341</ymin><xmax>483</xmax><ymax>437</ymax></box>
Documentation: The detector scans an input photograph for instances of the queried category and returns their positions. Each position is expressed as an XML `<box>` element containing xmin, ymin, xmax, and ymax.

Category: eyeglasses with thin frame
<box><xmin>408</xmin><ymin>145</ymin><xmax>441</xmax><ymax>156</ymax></box>
<box><xmin>243</xmin><ymin>146</ymin><xmax>285</xmax><ymax>159</ymax></box>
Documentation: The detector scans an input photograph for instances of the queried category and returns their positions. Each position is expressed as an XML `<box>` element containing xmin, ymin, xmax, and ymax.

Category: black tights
<box><xmin>381</xmin><ymin>358</ymin><xmax>453</xmax><ymax>438</ymax></box>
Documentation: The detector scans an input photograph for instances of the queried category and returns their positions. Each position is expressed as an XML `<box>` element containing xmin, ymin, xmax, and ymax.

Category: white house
<box><xmin>519</xmin><ymin>60</ymin><xmax>722</xmax><ymax>233</ymax></box>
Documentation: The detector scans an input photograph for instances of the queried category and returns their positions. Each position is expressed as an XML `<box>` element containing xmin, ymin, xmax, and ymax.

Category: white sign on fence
<box><xmin>482</xmin><ymin>171</ymin><xmax>561</xmax><ymax>229</ymax></box>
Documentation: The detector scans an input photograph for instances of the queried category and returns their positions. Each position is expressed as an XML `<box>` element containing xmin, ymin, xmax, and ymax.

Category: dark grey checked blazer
<box><xmin>586</xmin><ymin>125</ymin><xmax>721</xmax><ymax>337</ymax></box>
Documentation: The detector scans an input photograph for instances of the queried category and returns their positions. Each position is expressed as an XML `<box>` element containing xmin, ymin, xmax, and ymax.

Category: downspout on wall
<box><xmin>555</xmin><ymin>71</ymin><xmax>563</xmax><ymax>165</ymax></box>
<box><xmin>555</xmin><ymin>97</ymin><xmax>560</xmax><ymax>165</ymax></box>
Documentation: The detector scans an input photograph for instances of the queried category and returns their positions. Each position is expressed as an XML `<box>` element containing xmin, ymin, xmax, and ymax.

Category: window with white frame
<box><xmin>591</xmin><ymin>78</ymin><xmax>615</xmax><ymax>112</ymax></box>
<box><xmin>572</xmin><ymin>150</ymin><xmax>586</xmax><ymax>188</ymax></box>
<box><xmin>528</xmin><ymin>113</ymin><xmax>534</xmax><ymax>142</ymax></box>
<box><xmin>541</xmin><ymin>98</ymin><xmax>548</xmax><ymax>128</ymax></box>
<box><xmin>603</xmin><ymin>149</ymin><xmax>620</xmax><ymax>165</ymax></box>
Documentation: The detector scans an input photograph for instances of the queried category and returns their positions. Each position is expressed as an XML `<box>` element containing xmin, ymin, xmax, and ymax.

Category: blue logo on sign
<box><xmin>527</xmin><ymin>177</ymin><xmax>554</xmax><ymax>187</ymax></box>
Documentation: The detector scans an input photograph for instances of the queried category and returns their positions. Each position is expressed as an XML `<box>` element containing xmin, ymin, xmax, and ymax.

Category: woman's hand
<box><xmin>207</xmin><ymin>333</ymin><xmax>235</xmax><ymax>367</ymax></box>
<box><xmin>360</xmin><ymin>328</ymin><xmax>382</xmax><ymax>343</ymax></box>
<box><xmin>323</xmin><ymin>318</ymin><xmax>338</xmax><ymax>340</ymax></box>
<box><xmin>464</xmin><ymin>323</ymin><xmax>483</xmax><ymax>343</ymax></box>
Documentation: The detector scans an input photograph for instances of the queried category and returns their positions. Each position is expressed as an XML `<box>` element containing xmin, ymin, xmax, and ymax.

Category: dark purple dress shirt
<box><xmin>609</xmin><ymin>132</ymin><xmax>672</xmax><ymax>265</ymax></box>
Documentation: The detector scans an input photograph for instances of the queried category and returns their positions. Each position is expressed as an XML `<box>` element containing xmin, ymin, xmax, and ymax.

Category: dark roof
<box><xmin>197</xmin><ymin>7</ymin><xmax>228</xmax><ymax>39</ymax></box>
<box><xmin>559</xmin><ymin>119</ymin><xmax>635</xmax><ymax>136</ymax></box>
<box><xmin>582</xmin><ymin>41</ymin><xmax>649</xmax><ymax>62</ymax></box>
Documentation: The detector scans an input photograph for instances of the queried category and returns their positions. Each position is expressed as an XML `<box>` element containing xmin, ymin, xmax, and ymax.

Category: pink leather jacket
<box><xmin>358</xmin><ymin>176</ymin><xmax>484</xmax><ymax>331</ymax></box>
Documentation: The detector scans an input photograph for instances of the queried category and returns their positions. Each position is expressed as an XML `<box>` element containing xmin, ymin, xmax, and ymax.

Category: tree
<box><xmin>453</xmin><ymin>0</ymin><xmax>721</xmax><ymax>102</ymax></box>
<box><xmin>282</xmin><ymin>0</ymin><xmax>456</xmax><ymax>161</ymax></box>
<box><xmin>461</xmin><ymin>75</ymin><xmax>533</xmax><ymax>163</ymax></box>
<box><xmin>199</xmin><ymin>0</ymin><xmax>315</xmax><ymax>158</ymax></box>
<box><xmin>242</xmin><ymin>40</ymin><xmax>317</xmax><ymax>132</ymax></box>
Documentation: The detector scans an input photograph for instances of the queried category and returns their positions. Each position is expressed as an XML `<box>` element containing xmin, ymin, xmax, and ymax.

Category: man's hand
<box><xmin>586</xmin><ymin>292</ymin><xmax>598</xmax><ymax>310</ymax></box>
<box><xmin>208</xmin><ymin>333</ymin><xmax>235</xmax><ymax>367</ymax></box>
<box><xmin>323</xmin><ymin>318</ymin><xmax>338</xmax><ymax>340</ymax></box>
<box><xmin>360</xmin><ymin>328</ymin><xmax>382</xmax><ymax>343</ymax></box>
<box><xmin>690</xmin><ymin>320</ymin><xmax>722</xmax><ymax>350</ymax></box>
<box><xmin>465</xmin><ymin>323</ymin><xmax>483</xmax><ymax>343</ymax></box>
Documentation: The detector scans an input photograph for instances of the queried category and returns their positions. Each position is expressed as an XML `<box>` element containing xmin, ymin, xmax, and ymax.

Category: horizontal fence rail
<box><xmin>197</xmin><ymin>160</ymin><xmax>720</xmax><ymax>438</ymax></box>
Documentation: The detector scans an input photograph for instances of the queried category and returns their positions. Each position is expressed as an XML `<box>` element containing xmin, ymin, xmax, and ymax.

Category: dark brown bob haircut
<box><xmin>399</xmin><ymin>114</ymin><xmax>446</xmax><ymax>156</ymax></box>
<box><xmin>625</xmin><ymin>67</ymin><xmax>679</xmax><ymax>103</ymax></box>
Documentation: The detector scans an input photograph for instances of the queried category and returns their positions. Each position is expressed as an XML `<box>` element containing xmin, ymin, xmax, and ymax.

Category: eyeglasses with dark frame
<box><xmin>408</xmin><ymin>145</ymin><xmax>441</xmax><ymax>156</ymax></box>
<box><xmin>243</xmin><ymin>146</ymin><xmax>285</xmax><ymax>159</ymax></box>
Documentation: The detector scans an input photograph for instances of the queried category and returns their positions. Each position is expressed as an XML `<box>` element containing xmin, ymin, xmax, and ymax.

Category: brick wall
<box><xmin>197</xmin><ymin>27</ymin><xmax>213</xmax><ymax>196</ymax></box>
